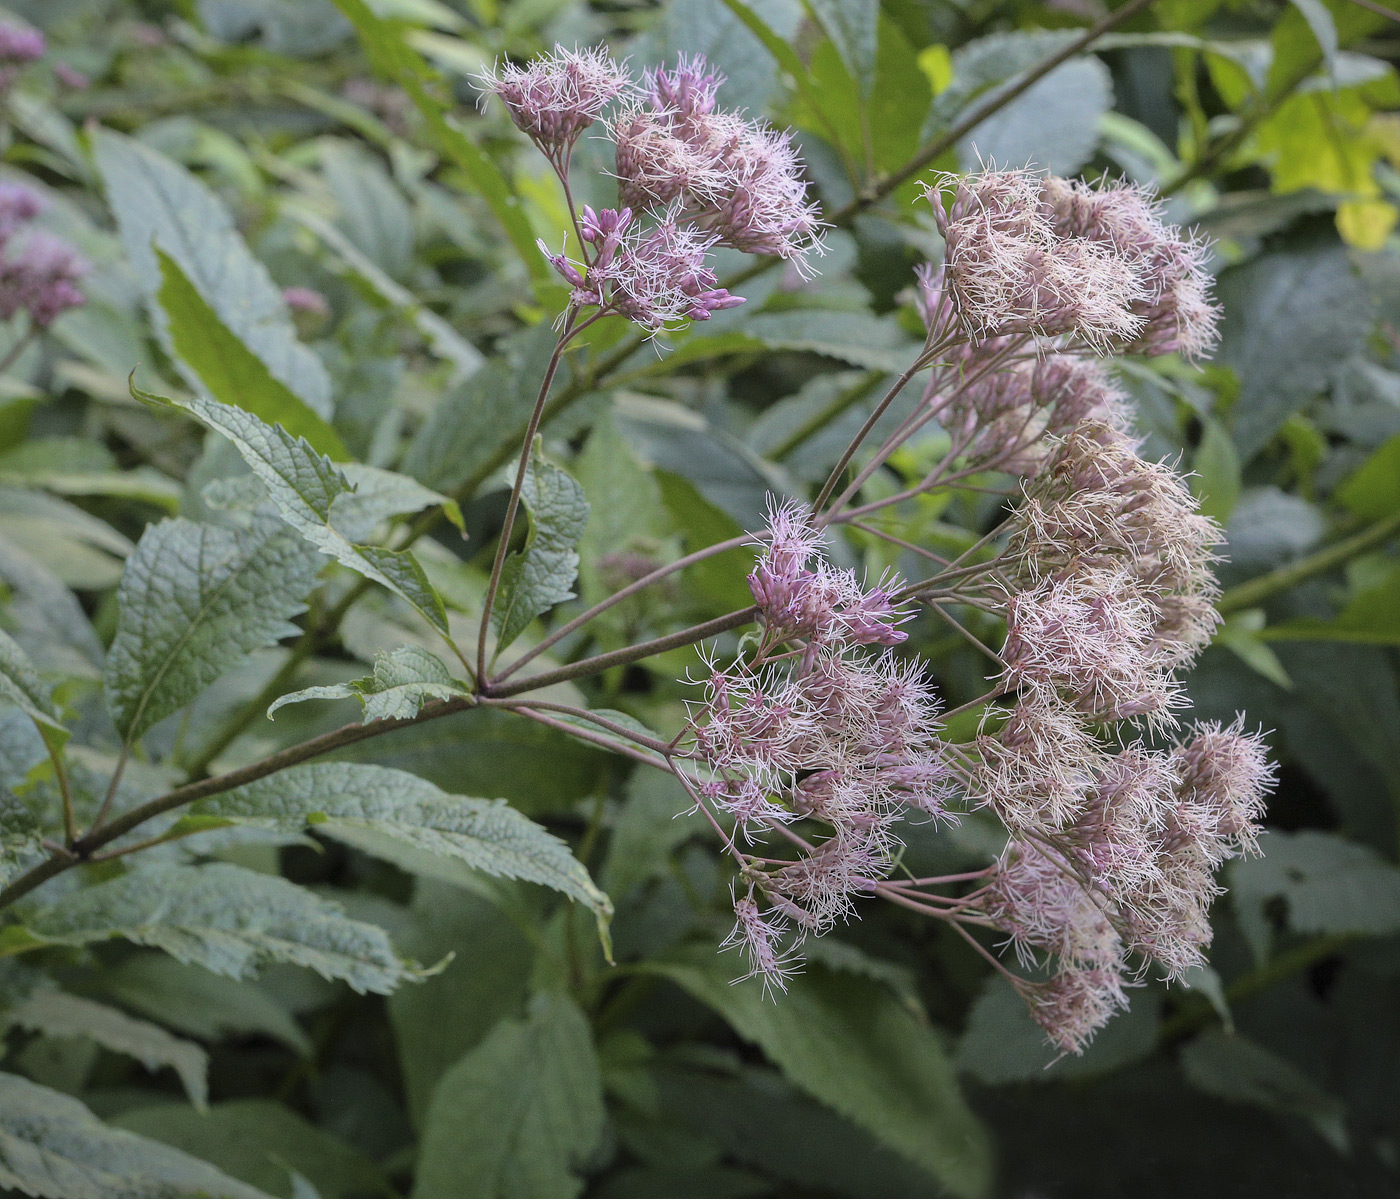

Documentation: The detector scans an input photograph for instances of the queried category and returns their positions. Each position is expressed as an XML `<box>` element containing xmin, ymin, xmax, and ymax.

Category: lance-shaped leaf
<box><xmin>5</xmin><ymin>991</ymin><xmax>209</xmax><ymax>1110</ymax></box>
<box><xmin>493</xmin><ymin>455</ymin><xmax>589</xmax><ymax>654</ymax></box>
<box><xmin>130</xmin><ymin>381</ymin><xmax>449</xmax><ymax>634</ymax></box>
<box><xmin>155</xmin><ymin>251</ymin><xmax>347</xmax><ymax>460</ymax></box>
<box><xmin>104</xmin><ymin>518</ymin><xmax>323</xmax><ymax>743</ymax></box>
<box><xmin>0</xmin><ymin>629</ymin><xmax>64</xmax><ymax>735</ymax></box>
<box><xmin>190</xmin><ymin>763</ymin><xmax>613</xmax><ymax>944</ymax></box>
<box><xmin>268</xmin><ymin>647</ymin><xmax>469</xmax><ymax>724</ymax></box>
<box><xmin>0</xmin><ymin>1071</ymin><xmax>275</xmax><ymax>1199</ymax></box>
<box><xmin>412</xmin><ymin>993</ymin><xmax>604</xmax><ymax>1199</ymax></box>
<box><xmin>6</xmin><ymin>863</ymin><xmax>413</xmax><ymax>995</ymax></box>
<box><xmin>94</xmin><ymin>129</ymin><xmax>333</xmax><ymax>421</ymax></box>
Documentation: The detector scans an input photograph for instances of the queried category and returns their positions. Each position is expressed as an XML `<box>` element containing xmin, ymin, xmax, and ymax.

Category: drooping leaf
<box><xmin>114</xmin><ymin>1100</ymin><xmax>392</xmax><ymax>1199</ymax></box>
<box><xmin>645</xmin><ymin>950</ymin><xmax>992</xmax><ymax>1199</ymax></box>
<box><xmin>103</xmin><ymin>517</ymin><xmax>322</xmax><ymax>743</ymax></box>
<box><xmin>1180</xmin><ymin>1028</ymin><xmax>1349</xmax><ymax>1152</ymax></box>
<box><xmin>9</xmin><ymin>863</ymin><xmax>414</xmax><ymax>995</ymax></box>
<box><xmin>492</xmin><ymin>455</ymin><xmax>590</xmax><ymax>655</ymax></box>
<box><xmin>93</xmin><ymin>130</ymin><xmax>333</xmax><ymax>420</ymax></box>
<box><xmin>4</xmin><ymin>991</ymin><xmax>208</xmax><ymax>1109</ymax></box>
<box><xmin>95</xmin><ymin>954</ymin><xmax>311</xmax><ymax>1056</ymax></box>
<box><xmin>130</xmin><ymin>382</ymin><xmax>448</xmax><ymax>634</ymax></box>
<box><xmin>269</xmin><ymin>646</ymin><xmax>469</xmax><ymax>723</ymax></box>
<box><xmin>411</xmin><ymin>993</ymin><xmax>605</xmax><ymax>1199</ymax></box>
<box><xmin>154</xmin><ymin>251</ymin><xmax>347</xmax><ymax>460</ymax></box>
<box><xmin>192</xmin><ymin>763</ymin><xmax>612</xmax><ymax>936</ymax></box>
<box><xmin>0</xmin><ymin>1071</ymin><xmax>274</xmax><ymax>1199</ymax></box>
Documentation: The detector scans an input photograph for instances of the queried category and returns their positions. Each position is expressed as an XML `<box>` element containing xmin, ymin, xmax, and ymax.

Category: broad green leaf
<box><xmin>1337</xmin><ymin>432</ymin><xmax>1400</xmax><ymax>519</ymax></box>
<box><xmin>10</xmin><ymin>863</ymin><xmax>414</xmax><ymax>995</ymax></box>
<box><xmin>805</xmin><ymin>0</ymin><xmax>878</xmax><ymax>98</ymax></box>
<box><xmin>334</xmin><ymin>464</ymin><xmax>465</xmax><ymax>538</ymax></box>
<box><xmin>95</xmin><ymin>954</ymin><xmax>311</xmax><ymax>1056</ymax></box>
<box><xmin>654</xmin><ymin>470</ymin><xmax>755</xmax><ymax>613</ymax></box>
<box><xmin>192</xmin><ymin>763</ymin><xmax>612</xmax><ymax>935</ymax></box>
<box><xmin>93</xmin><ymin>130</ymin><xmax>333</xmax><ymax>420</ymax></box>
<box><xmin>1231</xmin><ymin>829</ymin><xmax>1400</xmax><ymax>958</ymax></box>
<box><xmin>412</xmin><ymin>993</ymin><xmax>604</xmax><ymax>1199</ymax></box>
<box><xmin>493</xmin><ymin>455</ymin><xmax>590</xmax><ymax>654</ymax></box>
<box><xmin>1193</xmin><ymin>416</ymin><xmax>1243</xmax><ymax>522</ymax></box>
<box><xmin>678</xmin><ymin>310</ymin><xmax>917</xmax><ymax>374</ymax></box>
<box><xmin>0</xmin><ymin>629</ymin><xmax>63</xmax><ymax>734</ymax></box>
<box><xmin>601</xmin><ymin>771</ymin><xmax>704</xmax><ymax>899</ymax></box>
<box><xmin>1180</xmin><ymin>1029</ymin><xmax>1348</xmax><ymax>1152</ymax></box>
<box><xmin>131</xmin><ymin>382</ymin><xmax>449</xmax><ymax>634</ymax></box>
<box><xmin>959</xmin><ymin>56</ymin><xmax>1112</xmax><ymax>175</ymax></box>
<box><xmin>269</xmin><ymin>646</ymin><xmax>469</xmax><ymax>723</ymax></box>
<box><xmin>155</xmin><ymin>251</ymin><xmax>347</xmax><ymax>460</ymax></box>
<box><xmin>0</xmin><ymin>1071</ymin><xmax>274</xmax><ymax>1199</ymax></box>
<box><xmin>0</xmin><ymin>535</ymin><xmax>104</xmax><ymax>678</ymax></box>
<box><xmin>104</xmin><ymin>517</ymin><xmax>322</xmax><ymax>743</ymax></box>
<box><xmin>5</xmin><ymin>991</ymin><xmax>208</xmax><ymax>1109</ymax></box>
<box><xmin>1218</xmin><ymin>243</ymin><xmax>1373</xmax><ymax>458</ymax></box>
<box><xmin>389</xmin><ymin>882</ymin><xmax>535</xmax><ymax>1126</ymax></box>
<box><xmin>926</xmin><ymin>29</ymin><xmax>1079</xmax><ymax>139</ymax></box>
<box><xmin>114</xmin><ymin>1101</ymin><xmax>392</xmax><ymax>1199</ymax></box>
<box><xmin>645</xmin><ymin>951</ymin><xmax>991</xmax><ymax>1199</ymax></box>
<box><xmin>1285</xmin><ymin>0</ymin><xmax>1339</xmax><ymax>80</ymax></box>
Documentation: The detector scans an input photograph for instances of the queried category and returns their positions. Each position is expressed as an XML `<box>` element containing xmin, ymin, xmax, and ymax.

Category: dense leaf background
<box><xmin>0</xmin><ymin>0</ymin><xmax>1398</xmax><ymax>1196</ymax></box>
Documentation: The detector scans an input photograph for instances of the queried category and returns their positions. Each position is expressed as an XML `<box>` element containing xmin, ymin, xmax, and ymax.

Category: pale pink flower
<box><xmin>479</xmin><ymin>46</ymin><xmax>631</xmax><ymax>161</ymax></box>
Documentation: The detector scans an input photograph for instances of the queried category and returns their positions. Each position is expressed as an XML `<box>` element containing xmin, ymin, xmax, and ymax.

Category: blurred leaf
<box><xmin>1217</xmin><ymin>242</ymin><xmax>1373</xmax><ymax>459</ymax></box>
<box><xmin>115</xmin><ymin>1100</ymin><xmax>392</xmax><ymax>1199</ymax></box>
<box><xmin>156</xmin><ymin>251</ymin><xmax>347</xmax><ymax>460</ymax></box>
<box><xmin>0</xmin><ymin>787</ymin><xmax>40</xmax><ymax>886</ymax></box>
<box><xmin>131</xmin><ymin>382</ymin><xmax>448</xmax><ymax>634</ymax></box>
<box><xmin>0</xmin><ymin>627</ymin><xmax>64</xmax><ymax>735</ymax></box>
<box><xmin>0</xmin><ymin>1071</ymin><xmax>274</xmax><ymax>1199</ymax></box>
<box><xmin>575</xmin><ymin>415</ymin><xmax>669</xmax><ymax>606</ymax></box>
<box><xmin>9</xmin><ymin>863</ymin><xmax>414</xmax><ymax>995</ymax></box>
<box><xmin>654</xmin><ymin>471</ymin><xmax>755</xmax><ymax>613</ymax></box>
<box><xmin>646</xmin><ymin>951</ymin><xmax>991</xmax><ymax>1199</ymax></box>
<box><xmin>1223</xmin><ymin>487</ymin><xmax>1325</xmax><ymax>572</ymax></box>
<box><xmin>1193</xmin><ymin>417</ymin><xmax>1242</xmax><ymax>522</ymax></box>
<box><xmin>412</xmin><ymin>993</ymin><xmax>605</xmax><ymax>1199</ymax></box>
<box><xmin>104</xmin><ymin>517</ymin><xmax>321</xmax><ymax>743</ymax></box>
<box><xmin>959</xmin><ymin>57</ymin><xmax>1112</xmax><ymax>176</ymax></box>
<box><xmin>95</xmin><ymin>954</ymin><xmax>311</xmax><ymax>1056</ymax></box>
<box><xmin>601</xmin><ymin>771</ymin><xmax>704</xmax><ymax>900</ymax></box>
<box><xmin>1216</xmin><ymin>611</ymin><xmax>1294</xmax><ymax>688</ymax></box>
<box><xmin>194</xmin><ymin>762</ymin><xmax>613</xmax><ymax>931</ymax></box>
<box><xmin>5</xmin><ymin>991</ymin><xmax>208</xmax><ymax>1109</ymax></box>
<box><xmin>493</xmin><ymin>455</ymin><xmax>589</xmax><ymax>655</ymax></box>
<box><xmin>805</xmin><ymin>0</ymin><xmax>878</xmax><ymax>99</ymax></box>
<box><xmin>1337</xmin><ymin>431</ymin><xmax>1400</xmax><ymax>519</ymax></box>
<box><xmin>0</xmin><ymin>488</ymin><xmax>131</xmax><ymax>590</ymax></box>
<box><xmin>270</xmin><ymin>646</ymin><xmax>468</xmax><ymax>722</ymax></box>
<box><xmin>94</xmin><ymin>130</ymin><xmax>333</xmax><ymax>420</ymax></box>
<box><xmin>1180</xmin><ymin>1029</ymin><xmax>1348</xmax><ymax>1153</ymax></box>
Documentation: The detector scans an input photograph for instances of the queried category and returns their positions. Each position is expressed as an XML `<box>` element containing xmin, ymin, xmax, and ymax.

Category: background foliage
<box><xmin>0</xmin><ymin>0</ymin><xmax>1399</xmax><ymax>1196</ymax></box>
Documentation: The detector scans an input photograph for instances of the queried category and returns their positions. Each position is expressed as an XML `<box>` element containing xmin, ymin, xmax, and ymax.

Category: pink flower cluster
<box><xmin>0</xmin><ymin>183</ymin><xmax>87</xmax><ymax>329</ymax></box>
<box><xmin>0</xmin><ymin>22</ymin><xmax>44</xmax><ymax>95</ymax></box>
<box><xmin>687</xmin><ymin>502</ymin><xmax>949</xmax><ymax>990</ymax></box>
<box><xmin>481</xmin><ymin>48</ymin><xmax>822</xmax><ymax>333</ymax></box>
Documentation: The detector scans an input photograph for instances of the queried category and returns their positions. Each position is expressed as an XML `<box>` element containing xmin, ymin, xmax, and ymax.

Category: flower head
<box><xmin>0</xmin><ymin>183</ymin><xmax>43</xmax><ymax>246</ymax></box>
<box><xmin>0</xmin><ymin>231</ymin><xmax>87</xmax><ymax>326</ymax></box>
<box><xmin>0</xmin><ymin>24</ymin><xmax>44</xmax><ymax>65</ymax></box>
<box><xmin>480</xmin><ymin>46</ymin><xmax>631</xmax><ymax>159</ymax></box>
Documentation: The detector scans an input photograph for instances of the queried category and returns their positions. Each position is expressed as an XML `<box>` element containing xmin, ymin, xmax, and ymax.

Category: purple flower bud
<box><xmin>282</xmin><ymin>286</ymin><xmax>329</xmax><ymax>319</ymax></box>
<box><xmin>0</xmin><ymin>24</ymin><xmax>44</xmax><ymax>66</ymax></box>
<box><xmin>0</xmin><ymin>183</ymin><xmax>43</xmax><ymax>247</ymax></box>
<box><xmin>53</xmin><ymin>62</ymin><xmax>89</xmax><ymax>90</ymax></box>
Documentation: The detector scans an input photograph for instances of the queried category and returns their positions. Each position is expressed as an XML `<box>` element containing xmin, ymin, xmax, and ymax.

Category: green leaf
<box><xmin>131</xmin><ymin>382</ymin><xmax>449</xmax><ymax>634</ymax></box>
<box><xmin>1216</xmin><ymin>611</ymin><xmax>1294</xmax><ymax>689</ymax></box>
<box><xmin>0</xmin><ymin>1071</ymin><xmax>275</xmax><ymax>1199</ymax></box>
<box><xmin>493</xmin><ymin>455</ymin><xmax>590</xmax><ymax>654</ymax></box>
<box><xmin>1180</xmin><ymin>1029</ymin><xmax>1348</xmax><ymax>1152</ymax></box>
<box><xmin>389</xmin><ymin>882</ymin><xmax>535</xmax><ymax>1127</ymax></box>
<box><xmin>1231</xmin><ymin>829</ymin><xmax>1400</xmax><ymax>957</ymax></box>
<box><xmin>959</xmin><ymin>56</ymin><xmax>1112</xmax><ymax>176</ymax></box>
<box><xmin>1218</xmin><ymin>243</ymin><xmax>1373</xmax><ymax>459</ymax></box>
<box><xmin>1285</xmin><ymin>0</ymin><xmax>1339</xmax><ymax>80</ymax></box>
<box><xmin>0</xmin><ymin>489</ymin><xmax>131</xmax><ymax>590</ymax></box>
<box><xmin>411</xmin><ymin>993</ymin><xmax>604</xmax><ymax>1199</ymax></box>
<box><xmin>12</xmin><ymin>863</ymin><xmax>414</xmax><ymax>995</ymax></box>
<box><xmin>1193</xmin><ymin>416</ymin><xmax>1243</xmax><ymax>522</ymax></box>
<box><xmin>269</xmin><ymin>646</ymin><xmax>469</xmax><ymax>723</ymax></box>
<box><xmin>93</xmin><ymin>130</ymin><xmax>333</xmax><ymax>421</ymax></box>
<box><xmin>805</xmin><ymin>0</ymin><xmax>878</xmax><ymax>98</ymax></box>
<box><xmin>94</xmin><ymin>954</ymin><xmax>311</xmax><ymax>1056</ymax></box>
<box><xmin>0</xmin><ymin>628</ymin><xmax>64</xmax><ymax>735</ymax></box>
<box><xmin>654</xmin><ymin>471</ymin><xmax>755</xmax><ymax>613</ymax></box>
<box><xmin>193</xmin><ymin>762</ymin><xmax>612</xmax><ymax>938</ymax></box>
<box><xmin>104</xmin><ymin>517</ymin><xmax>322</xmax><ymax>743</ymax></box>
<box><xmin>1337</xmin><ymin>432</ymin><xmax>1400</xmax><ymax>519</ymax></box>
<box><xmin>114</xmin><ymin>1101</ymin><xmax>393</xmax><ymax>1199</ymax></box>
<box><xmin>600</xmin><ymin>771</ymin><xmax>704</xmax><ymax>899</ymax></box>
<box><xmin>644</xmin><ymin>951</ymin><xmax>991</xmax><ymax>1199</ymax></box>
<box><xmin>334</xmin><ymin>464</ymin><xmax>464</xmax><ymax>538</ymax></box>
<box><xmin>155</xmin><ymin>250</ymin><xmax>347</xmax><ymax>460</ymax></box>
<box><xmin>5</xmin><ymin>991</ymin><xmax>208</xmax><ymax>1109</ymax></box>
<box><xmin>0</xmin><ymin>786</ymin><xmax>40</xmax><ymax>886</ymax></box>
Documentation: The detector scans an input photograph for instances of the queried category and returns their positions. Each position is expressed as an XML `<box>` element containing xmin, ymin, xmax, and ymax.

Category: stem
<box><xmin>492</xmin><ymin>534</ymin><xmax>752</xmax><ymax>685</ymax></box>
<box><xmin>490</xmin><ymin>698</ymin><xmax>674</xmax><ymax>755</ymax></box>
<box><xmin>42</xmin><ymin>735</ymin><xmax>77</xmax><ymax>848</ymax></box>
<box><xmin>504</xmin><ymin>704</ymin><xmax>670</xmax><ymax>770</ymax></box>
<box><xmin>478</xmin><ymin>310</ymin><xmax>596</xmax><ymax>679</ymax></box>
<box><xmin>486</xmin><ymin>607</ymin><xmax>759</xmax><ymax>700</ymax></box>
<box><xmin>926</xmin><ymin>600</ymin><xmax>1003</xmax><ymax>662</ymax></box>
<box><xmin>1217</xmin><ymin>508</ymin><xmax>1400</xmax><ymax>615</ymax></box>
<box><xmin>0</xmin><ymin>695</ymin><xmax>478</xmax><ymax>912</ymax></box>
